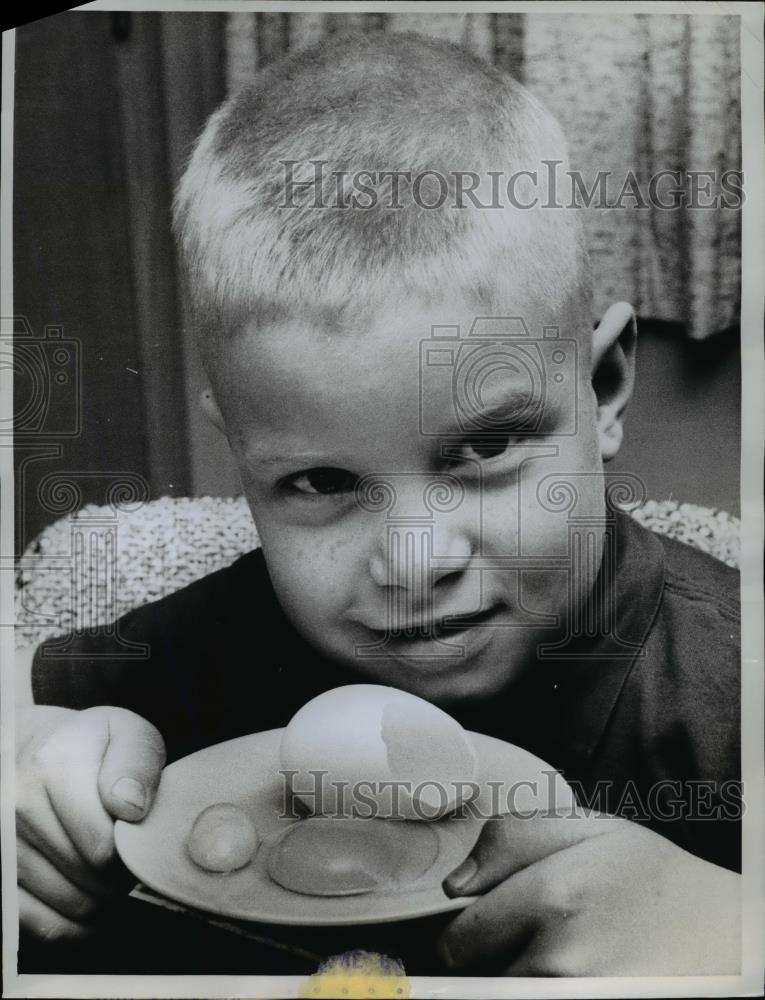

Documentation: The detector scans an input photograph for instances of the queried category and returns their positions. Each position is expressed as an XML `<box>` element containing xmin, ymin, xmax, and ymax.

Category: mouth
<box><xmin>357</xmin><ymin>606</ymin><xmax>502</xmax><ymax>644</ymax></box>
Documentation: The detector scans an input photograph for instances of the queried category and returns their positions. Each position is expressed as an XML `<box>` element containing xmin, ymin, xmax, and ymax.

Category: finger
<box><xmin>34</xmin><ymin>709</ymin><xmax>120</xmax><ymax>869</ymax></box>
<box><xmin>439</xmin><ymin>862</ymin><xmax>544</xmax><ymax>971</ymax></box>
<box><xmin>444</xmin><ymin>809</ymin><xmax>622</xmax><ymax>897</ymax></box>
<box><xmin>17</xmin><ymin>839</ymin><xmax>99</xmax><ymax>922</ymax></box>
<box><xmin>18</xmin><ymin>885</ymin><xmax>94</xmax><ymax>943</ymax></box>
<box><xmin>17</xmin><ymin>788</ymin><xmax>111</xmax><ymax>897</ymax></box>
<box><xmin>95</xmin><ymin>708</ymin><xmax>166</xmax><ymax>821</ymax></box>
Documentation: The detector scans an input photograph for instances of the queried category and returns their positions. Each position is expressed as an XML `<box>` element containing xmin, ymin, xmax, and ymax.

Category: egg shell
<box><xmin>280</xmin><ymin>685</ymin><xmax>477</xmax><ymax>820</ymax></box>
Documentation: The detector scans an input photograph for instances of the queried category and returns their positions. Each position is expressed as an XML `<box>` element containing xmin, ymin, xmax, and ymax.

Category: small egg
<box><xmin>281</xmin><ymin>685</ymin><xmax>477</xmax><ymax>820</ymax></box>
<box><xmin>187</xmin><ymin>803</ymin><xmax>259</xmax><ymax>873</ymax></box>
<box><xmin>266</xmin><ymin>817</ymin><xmax>438</xmax><ymax>897</ymax></box>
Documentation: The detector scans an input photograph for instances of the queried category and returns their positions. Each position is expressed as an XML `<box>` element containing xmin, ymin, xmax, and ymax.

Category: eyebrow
<box><xmin>245</xmin><ymin>387</ymin><xmax>545</xmax><ymax>471</ymax></box>
<box><xmin>444</xmin><ymin>388</ymin><xmax>542</xmax><ymax>437</ymax></box>
<box><xmin>245</xmin><ymin>450</ymin><xmax>332</xmax><ymax>472</ymax></box>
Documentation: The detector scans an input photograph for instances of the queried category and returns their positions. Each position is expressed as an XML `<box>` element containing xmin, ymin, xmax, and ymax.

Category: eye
<box><xmin>448</xmin><ymin>433</ymin><xmax>513</xmax><ymax>465</ymax></box>
<box><xmin>289</xmin><ymin>467</ymin><xmax>359</xmax><ymax>496</ymax></box>
<box><xmin>463</xmin><ymin>434</ymin><xmax>511</xmax><ymax>460</ymax></box>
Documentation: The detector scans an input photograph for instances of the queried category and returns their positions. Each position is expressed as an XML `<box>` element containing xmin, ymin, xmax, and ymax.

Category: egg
<box><xmin>280</xmin><ymin>685</ymin><xmax>477</xmax><ymax>820</ymax></box>
<box><xmin>187</xmin><ymin>803</ymin><xmax>259</xmax><ymax>873</ymax></box>
<box><xmin>266</xmin><ymin>817</ymin><xmax>439</xmax><ymax>896</ymax></box>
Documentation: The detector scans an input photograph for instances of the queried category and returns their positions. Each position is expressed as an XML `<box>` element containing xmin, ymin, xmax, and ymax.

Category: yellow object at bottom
<box><xmin>299</xmin><ymin>951</ymin><xmax>409</xmax><ymax>999</ymax></box>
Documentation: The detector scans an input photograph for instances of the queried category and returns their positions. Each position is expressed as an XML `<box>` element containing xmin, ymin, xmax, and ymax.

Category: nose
<box><xmin>368</xmin><ymin>515</ymin><xmax>473</xmax><ymax>592</ymax></box>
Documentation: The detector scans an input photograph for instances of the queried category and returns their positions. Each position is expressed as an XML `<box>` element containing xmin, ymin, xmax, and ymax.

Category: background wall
<box><xmin>610</xmin><ymin>324</ymin><xmax>740</xmax><ymax>513</ymax></box>
<box><xmin>13</xmin><ymin>10</ymin><xmax>741</xmax><ymax>555</ymax></box>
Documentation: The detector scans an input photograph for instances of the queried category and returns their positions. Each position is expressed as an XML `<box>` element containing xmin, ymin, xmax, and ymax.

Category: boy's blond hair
<box><xmin>174</xmin><ymin>31</ymin><xmax>589</xmax><ymax>362</ymax></box>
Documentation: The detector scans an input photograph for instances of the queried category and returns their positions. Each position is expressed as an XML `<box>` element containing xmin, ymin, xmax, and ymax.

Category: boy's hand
<box><xmin>16</xmin><ymin>705</ymin><xmax>166</xmax><ymax>942</ymax></box>
<box><xmin>439</xmin><ymin>808</ymin><xmax>740</xmax><ymax>975</ymax></box>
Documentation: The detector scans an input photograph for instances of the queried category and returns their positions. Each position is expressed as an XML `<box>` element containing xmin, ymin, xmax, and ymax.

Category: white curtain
<box><xmin>225</xmin><ymin>11</ymin><xmax>741</xmax><ymax>340</ymax></box>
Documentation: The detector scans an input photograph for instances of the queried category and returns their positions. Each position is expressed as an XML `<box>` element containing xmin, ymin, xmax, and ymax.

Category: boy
<box><xmin>16</xmin><ymin>33</ymin><xmax>741</xmax><ymax>975</ymax></box>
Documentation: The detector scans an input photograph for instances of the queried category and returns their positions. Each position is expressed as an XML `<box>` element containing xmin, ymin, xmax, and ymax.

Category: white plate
<box><xmin>115</xmin><ymin>728</ymin><xmax>572</xmax><ymax>926</ymax></box>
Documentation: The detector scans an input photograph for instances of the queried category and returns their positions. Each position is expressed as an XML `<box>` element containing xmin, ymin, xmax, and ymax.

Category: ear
<box><xmin>591</xmin><ymin>301</ymin><xmax>637</xmax><ymax>462</ymax></box>
<box><xmin>199</xmin><ymin>386</ymin><xmax>226</xmax><ymax>434</ymax></box>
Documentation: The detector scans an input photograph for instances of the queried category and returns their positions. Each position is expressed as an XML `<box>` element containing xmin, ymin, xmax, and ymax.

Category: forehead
<box><xmin>215</xmin><ymin>290</ymin><xmax>586</xmax><ymax>443</ymax></box>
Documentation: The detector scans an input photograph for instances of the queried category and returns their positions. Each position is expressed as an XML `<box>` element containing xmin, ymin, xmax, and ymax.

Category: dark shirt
<box><xmin>32</xmin><ymin>511</ymin><xmax>741</xmax><ymax>871</ymax></box>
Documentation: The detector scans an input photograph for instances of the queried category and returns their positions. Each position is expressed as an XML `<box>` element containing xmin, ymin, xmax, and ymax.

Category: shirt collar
<box><xmin>501</xmin><ymin>509</ymin><xmax>667</xmax><ymax>764</ymax></box>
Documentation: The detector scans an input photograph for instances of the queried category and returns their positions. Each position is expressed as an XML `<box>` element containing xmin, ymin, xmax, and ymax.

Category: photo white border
<box><xmin>1</xmin><ymin>2</ymin><xmax>762</xmax><ymax>998</ymax></box>
<box><xmin>1</xmin><ymin>19</ymin><xmax>21</xmax><ymax>1000</ymax></box>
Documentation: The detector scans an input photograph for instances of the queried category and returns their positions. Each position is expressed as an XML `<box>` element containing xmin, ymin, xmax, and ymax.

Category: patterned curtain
<box><xmin>224</xmin><ymin>12</ymin><xmax>741</xmax><ymax>340</ymax></box>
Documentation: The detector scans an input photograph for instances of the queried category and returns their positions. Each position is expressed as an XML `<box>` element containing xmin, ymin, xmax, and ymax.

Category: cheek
<box><xmin>478</xmin><ymin>458</ymin><xmax>601</xmax><ymax>558</ymax></box>
<box><xmin>478</xmin><ymin>487</ymin><xmax>521</xmax><ymax>552</ymax></box>
<box><xmin>480</xmin><ymin>487</ymin><xmax>574</xmax><ymax>573</ymax></box>
<box><xmin>257</xmin><ymin>526</ymin><xmax>363</xmax><ymax>627</ymax></box>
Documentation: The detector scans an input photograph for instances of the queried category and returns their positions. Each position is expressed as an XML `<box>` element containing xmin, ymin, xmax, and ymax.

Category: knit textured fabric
<box><xmin>15</xmin><ymin>496</ymin><xmax>739</xmax><ymax>648</ymax></box>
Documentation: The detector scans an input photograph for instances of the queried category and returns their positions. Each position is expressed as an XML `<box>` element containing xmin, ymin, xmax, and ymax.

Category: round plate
<box><xmin>115</xmin><ymin>728</ymin><xmax>572</xmax><ymax>926</ymax></box>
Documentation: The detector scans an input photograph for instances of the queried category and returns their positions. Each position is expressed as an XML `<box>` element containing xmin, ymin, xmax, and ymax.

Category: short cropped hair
<box><xmin>174</xmin><ymin>31</ymin><xmax>589</xmax><ymax>362</ymax></box>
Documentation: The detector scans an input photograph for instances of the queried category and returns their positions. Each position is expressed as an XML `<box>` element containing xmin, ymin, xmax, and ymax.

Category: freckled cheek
<box><xmin>261</xmin><ymin>530</ymin><xmax>369</xmax><ymax>624</ymax></box>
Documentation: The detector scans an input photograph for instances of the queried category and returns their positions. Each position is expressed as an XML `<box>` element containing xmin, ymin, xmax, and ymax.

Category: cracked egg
<box><xmin>280</xmin><ymin>685</ymin><xmax>477</xmax><ymax>821</ymax></box>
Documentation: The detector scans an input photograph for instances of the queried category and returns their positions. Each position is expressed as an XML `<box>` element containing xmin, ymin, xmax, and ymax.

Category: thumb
<box><xmin>443</xmin><ymin>808</ymin><xmax>622</xmax><ymax>898</ymax></box>
<box><xmin>96</xmin><ymin>708</ymin><xmax>166</xmax><ymax>822</ymax></box>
